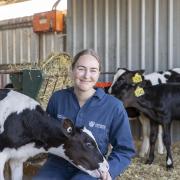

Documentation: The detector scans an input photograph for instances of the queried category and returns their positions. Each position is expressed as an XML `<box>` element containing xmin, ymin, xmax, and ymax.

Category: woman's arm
<box><xmin>108</xmin><ymin>103</ymin><xmax>136</xmax><ymax>179</ymax></box>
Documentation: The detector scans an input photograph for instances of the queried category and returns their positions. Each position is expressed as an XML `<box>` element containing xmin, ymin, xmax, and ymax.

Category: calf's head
<box><xmin>49</xmin><ymin>118</ymin><xmax>109</xmax><ymax>178</ymax></box>
<box><xmin>109</xmin><ymin>74</ymin><xmax>142</xmax><ymax>109</ymax></box>
<box><xmin>109</xmin><ymin>68</ymin><xmax>144</xmax><ymax>95</ymax></box>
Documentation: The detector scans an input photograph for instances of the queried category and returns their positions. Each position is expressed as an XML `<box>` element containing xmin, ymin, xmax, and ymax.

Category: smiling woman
<box><xmin>32</xmin><ymin>49</ymin><xmax>135</xmax><ymax>180</ymax></box>
<box><xmin>0</xmin><ymin>0</ymin><xmax>67</xmax><ymax>20</ymax></box>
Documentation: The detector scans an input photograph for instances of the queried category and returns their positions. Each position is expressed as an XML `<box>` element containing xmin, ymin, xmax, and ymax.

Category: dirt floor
<box><xmin>4</xmin><ymin>141</ymin><xmax>180</xmax><ymax>180</ymax></box>
<box><xmin>119</xmin><ymin>141</ymin><xmax>180</xmax><ymax>180</ymax></box>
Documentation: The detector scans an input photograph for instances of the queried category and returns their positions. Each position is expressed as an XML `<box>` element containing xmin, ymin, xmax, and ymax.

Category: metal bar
<box><xmin>104</xmin><ymin>0</ymin><xmax>109</xmax><ymax>81</ymax></box>
<box><xmin>154</xmin><ymin>0</ymin><xmax>159</xmax><ymax>71</ymax></box>
<box><xmin>116</xmin><ymin>0</ymin><xmax>120</xmax><ymax>68</ymax></box>
<box><xmin>72</xmin><ymin>0</ymin><xmax>76</xmax><ymax>56</ymax></box>
<box><xmin>168</xmin><ymin>0</ymin><xmax>174</xmax><ymax>68</ymax></box>
<box><xmin>0</xmin><ymin>19</ymin><xmax>32</xmax><ymax>30</ymax></box>
<box><xmin>100</xmin><ymin>72</ymin><xmax>115</xmax><ymax>74</ymax></box>
<box><xmin>127</xmin><ymin>0</ymin><xmax>132</xmax><ymax>69</ymax></box>
<box><xmin>0</xmin><ymin>70</ymin><xmax>22</xmax><ymax>74</ymax></box>
<box><xmin>141</xmin><ymin>0</ymin><xmax>146</xmax><ymax>69</ymax></box>
<box><xmin>0</xmin><ymin>32</ymin><xmax>2</xmax><ymax>64</ymax></box>
<box><xmin>83</xmin><ymin>0</ymin><xmax>87</xmax><ymax>49</ymax></box>
<box><xmin>93</xmin><ymin>0</ymin><xmax>97</xmax><ymax>52</ymax></box>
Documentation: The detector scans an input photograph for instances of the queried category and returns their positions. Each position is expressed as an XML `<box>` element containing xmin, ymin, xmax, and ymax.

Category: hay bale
<box><xmin>37</xmin><ymin>52</ymin><xmax>72</xmax><ymax>109</ymax></box>
<box><xmin>7</xmin><ymin>52</ymin><xmax>73</xmax><ymax>109</ymax></box>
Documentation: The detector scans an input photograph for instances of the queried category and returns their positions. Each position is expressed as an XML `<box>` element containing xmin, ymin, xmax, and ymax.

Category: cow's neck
<box><xmin>134</xmin><ymin>99</ymin><xmax>157</xmax><ymax>121</ymax></box>
<box><xmin>31</xmin><ymin>117</ymin><xmax>67</xmax><ymax>149</ymax></box>
<box><xmin>45</xmin><ymin>124</ymin><xmax>67</xmax><ymax>145</ymax></box>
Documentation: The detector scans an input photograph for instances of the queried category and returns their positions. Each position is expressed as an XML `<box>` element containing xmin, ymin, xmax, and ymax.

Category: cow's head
<box><xmin>49</xmin><ymin>118</ymin><xmax>109</xmax><ymax>178</ymax></box>
<box><xmin>113</xmin><ymin>82</ymin><xmax>138</xmax><ymax>107</ymax></box>
<box><xmin>112</xmin><ymin>80</ymin><xmax>148</xmax><ymax>111</ymax></box>
<box><xmin>109</xmin><ymin>68</ymin><xmax>146</xmax><ymax>109</ymax></box>
<box><xmin>109</xmin><ymin>68</ymin><xmax>144</xmax><ymax>95</ymax></box>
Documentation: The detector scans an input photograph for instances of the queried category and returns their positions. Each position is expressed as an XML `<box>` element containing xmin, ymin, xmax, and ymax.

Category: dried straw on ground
<box><xmin>119</xmin><ymin>141</ymin><xmax>180</xmax><ymax>180</ymax></box>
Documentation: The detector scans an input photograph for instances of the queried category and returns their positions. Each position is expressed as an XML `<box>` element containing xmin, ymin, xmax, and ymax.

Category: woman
<box><xmin>33</xmin><ymin>49</ymin><xmax>135</xmax><ymax>180</ymax></box>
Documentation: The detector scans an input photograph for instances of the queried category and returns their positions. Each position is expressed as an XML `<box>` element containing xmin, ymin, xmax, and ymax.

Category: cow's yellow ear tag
<box><xmin>132</xmin><ymin>73</ymin><xmax>143</xmax><ymax>83</ymax></box>
<box><xmin>134</xmin><ymin>86</ymin><xmax>144</xmax><ymax>97</ymax></box>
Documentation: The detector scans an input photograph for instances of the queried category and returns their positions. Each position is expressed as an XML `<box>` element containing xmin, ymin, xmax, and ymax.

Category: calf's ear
<box><xmin>62</xmin><ymin>118</ymin><xmax>75</xmax><ymax>137</ymax></box>
<box><xmin>132</xmin><ymin>69</ymin><xmax>145</xmax><ymax>75</ymax></box>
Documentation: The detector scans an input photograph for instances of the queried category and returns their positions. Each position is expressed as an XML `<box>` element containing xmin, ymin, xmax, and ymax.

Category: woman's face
<box><xmin>72</xmin><ymin>54</ymin><xmax>100</xmax><ymax>92</ymax></box>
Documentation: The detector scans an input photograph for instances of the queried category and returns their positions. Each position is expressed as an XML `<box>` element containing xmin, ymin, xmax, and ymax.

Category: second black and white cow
<box><xmin>109</xmin><ymin>68</ymin><xmax>180</xmax><ymax>157</ymax></box>
<box><xmin>109</xmin><ymin>68</ymin><xmax>180</xmax><ymax>92</ymax></box>
<box><xmin>110</xmin><ymin>79</ymin><xmax>180</xmax><ymax>169</ymax></box>
<box><xmin>0</xmin><ymin>89</ymin><xmax>109</xmax><ymax>180</ymax></box>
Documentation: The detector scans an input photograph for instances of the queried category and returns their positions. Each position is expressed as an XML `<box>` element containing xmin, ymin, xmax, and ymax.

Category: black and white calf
<box><xmin>110</xmin><ymin>78</ymin><xmax>180</xmax><ymax>169</ymax></box>
<box><xmin>109</xmin><ymin>68</ymin><xmax>180</xmax><ymax>157</ymax></box>
<box><xmin>109</xmin><ymin>68</ymin><xmax>180</xmax><ymax>91</ymax></box>
<box><xmin>0</xmin><ymin>89</ymin><xmax>109</xmax><ymax>180</ymax></box>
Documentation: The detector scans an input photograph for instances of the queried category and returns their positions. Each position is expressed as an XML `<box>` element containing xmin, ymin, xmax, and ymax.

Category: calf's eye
<box><xmin>67</xmin><ymin>127</ymin><xmax>72</xmax><ymax>133</ymax></box>
<box><xmin>86</xmin><ymin>142</ymin><xmax>94</xmax><ymax>149</ymax></box>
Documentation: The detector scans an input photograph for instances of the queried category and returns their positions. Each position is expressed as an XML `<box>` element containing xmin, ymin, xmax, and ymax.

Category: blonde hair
<box><xmin>72</xmin><ymin>49</ymin><xmax>101</xmax><ymax>71</ymax></box>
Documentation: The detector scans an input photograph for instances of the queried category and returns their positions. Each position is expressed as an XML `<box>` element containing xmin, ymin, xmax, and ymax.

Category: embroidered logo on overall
<box><xmin>89</xmin><ymin>121</ymin><xmax>106</xmax><ymax>130</ymax></box>
<box><xmin>57</xmin><ymin>114</ymin><xmax>66</xmax><ymax>119</ymax></box>
<box><xmin>89</xmin><ymin>121</ymin><xmax>95</xmax><ymax>127</ymax></box>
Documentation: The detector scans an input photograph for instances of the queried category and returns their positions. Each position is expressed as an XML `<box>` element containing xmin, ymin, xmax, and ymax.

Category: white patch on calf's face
<box><xmin>0</xmin><ymin>90</ymin><xmax>39</xmax><ymax>133</ymax></box>
<box><xmin>48</xmin><ymin>144</ymin><xmax>91</xmax><ymax>173</ymax></box>
<box><xmin>82</xmin><ymin>127</ymin><xmax>96</xmax><ymax>142</ymax></box>
<box><xmin>78</xmin><ymin>165</ymin><xmax>101</xmax><ymax>178</ymax></box>
<box><xmin>81</xmin><ymin>127</ymin><xmax>109</xmax><ymax>177</ymax></box>
<box><xmin>77</xmin><ymin>157</ymin><xmax>109</xmax><ymax>178</ymax></box>
<box><xmin>49</xmin><ymin>144</ymin><xmax>103</xmax><ymax>178</ymax></box>
<box><xmin>108</xmin><ymin>69</ymin><xmax>126</xmax><ymax>93</ymax></box>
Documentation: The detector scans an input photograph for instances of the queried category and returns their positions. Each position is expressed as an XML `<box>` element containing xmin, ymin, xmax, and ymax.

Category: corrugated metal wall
<box><xmin>0</xmin><ymin>16</ymin><xmax>66</xmax><ymax>65</ymax></box>
<box><xmin>66</xmin><ymin>0</ymin><xmax>180</xmax><ymax>142</ymax></box>
<box><xmin>0</xmin><ymin>17</ymin><xmax>39</xmax><ymax>64</ymax></box>
<box><xmin>0</xmin><ymin>17</ymin><xmax>66</xmax><ymax>64</ymax></box>
<box><xmin>67</xmin><ymin>0</ymin><xmax>180</xmax><ymax>81</ymax></box>
<box><xmin>0</xmin><ymin>15</ymin><xmax>66</xmax><ymax>86</ymax></box>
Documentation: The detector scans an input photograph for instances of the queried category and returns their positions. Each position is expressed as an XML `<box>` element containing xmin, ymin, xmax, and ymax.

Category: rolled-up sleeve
<box><xmin>108</xmin><ymin>103</ymin><xmax>136</xmax><ymax>179</ymax></box>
